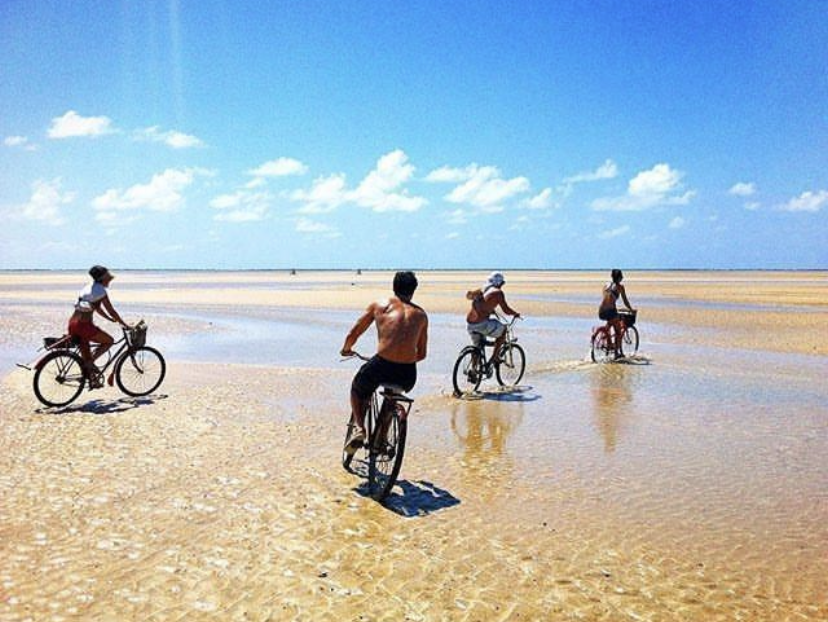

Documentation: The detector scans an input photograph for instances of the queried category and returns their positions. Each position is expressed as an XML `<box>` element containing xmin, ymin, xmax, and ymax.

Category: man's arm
<box><xmin>498</xmin><ymin>294</ymin><xmax>521</xmax><ymax>317</ymax></box>
<box><xmin>340</xmin><ymin>303</ymin><xmax>376</xmax><ymax>356</ymax></box>
<box><xmin>96</xmin><ymin>297</ymin><xmax>127</xmax><ymax>326</ymax></box>
<box><xmin>619</xmin><ymin>285</ymin><xmax>633</xmax><ymax>310</ymax></box>
<box><xmin>416</xmin><ymin>314</ymin><xmax>428</xmax><ymax>362</ymax></box>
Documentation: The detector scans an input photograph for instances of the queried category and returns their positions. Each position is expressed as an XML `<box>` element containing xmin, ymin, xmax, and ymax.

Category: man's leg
<box><xmin>90</xmin><ymin>329</ymin><xmax>114</xmax><ymax>364</ymax></box>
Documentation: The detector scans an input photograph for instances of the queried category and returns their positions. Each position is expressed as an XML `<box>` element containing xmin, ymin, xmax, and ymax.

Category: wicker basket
<box><xmin>619</xmin><ymin>309</ymin><xmax>637</xmax><ymax>327</ymax></box>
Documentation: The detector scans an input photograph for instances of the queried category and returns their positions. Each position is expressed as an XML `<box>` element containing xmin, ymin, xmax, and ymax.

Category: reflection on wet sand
<box><xmin>590</xmin><ymin>364</ymin><xmax>636</xmax><ymax>452</ymax></box>
<box><xmin>449</xmin><ymin>398</ymin><xmax>523</xmax><ymax>496</ymax></box>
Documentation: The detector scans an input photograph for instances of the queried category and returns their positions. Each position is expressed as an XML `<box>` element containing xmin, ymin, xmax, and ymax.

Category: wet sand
<box><xmin>0</xmin><ymin>271</ymin><xmax>826</xmax><ymax>620</ymax></box>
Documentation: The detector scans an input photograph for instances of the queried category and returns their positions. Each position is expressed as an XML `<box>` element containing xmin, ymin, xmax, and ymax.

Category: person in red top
<box><xmin>68</xmin><ymin>265</ymin><xmax>129</xmax><ymax>386</ymax></box>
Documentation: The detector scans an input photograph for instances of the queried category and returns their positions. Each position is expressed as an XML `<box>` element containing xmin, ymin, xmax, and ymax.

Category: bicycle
<box><xmin>23</xmin><ymin>320</ymin><xmax>166</xmax><ymax>408</ymax></box>
<box><xmin>452</xmin><ymin>315</ymin><xmax>525</xmax><ymax>397</ymax></box>
<box><xmin>341</xmin><ymin>352</ymin><xmax>413</xmax><ymax>502</ymax></box>
<box><xmin>591</xmin><ymin>309</ymin><xmax>639</xmax><ymax>363</ymax></box>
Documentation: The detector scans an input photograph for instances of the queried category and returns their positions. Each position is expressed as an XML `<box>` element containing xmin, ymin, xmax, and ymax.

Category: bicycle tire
<box><xmin>496</xmin><ymin>343</ymin><xmax>526</xmax><ymax>387</ymax></box>
<box><xmin>621</xmin><ymin>326</ymin><xmax>639</xmax><ymax>357</ymax></box>
<box><xmin>115</xmin><ymin>346</ymin><xmax>166</xmax><ymax>397</ymax></box>
<box><xmin>367</xmin><ymin>403</ymin><xmax>407</xmax><ymax>502</ymax></box>
<box><xmin>452</xmin><ymin>346</ymin><xmax>483</xmax><ymax>396</ymax></box>
<box><xmin>33</xmin><ymin>350</ymin><xmax>86</xmax><ymax>407</ymax></box>
<box><xmin>591</xmin><ymin>328</ymin><xmax>613</xmax><ymax>363</ymax></box>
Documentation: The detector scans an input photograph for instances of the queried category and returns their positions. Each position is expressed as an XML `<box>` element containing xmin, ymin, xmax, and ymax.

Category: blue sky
<box><xmin>1</xmin><ymin>1</ymin><xmax>826</xmax><ymax>269</ymax></box>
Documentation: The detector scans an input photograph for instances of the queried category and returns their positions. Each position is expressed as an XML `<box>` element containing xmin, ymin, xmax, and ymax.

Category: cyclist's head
<box><xmin>488</xmin><ymin>271</ymin><xmax>505</xmax><ymax>288</ymax></box>
<box><xmin>611</xmin><ymin>269</ymin><xmax>623</xmax><ymax>283</ymax></box>
<box><xmin>89</xmin><ymin>265</ymin><xmax>114</xmax><ymax>284</ymax></box>
<box><xmin>393</xmin><ymin>271</ymin><xmax>418</xmax><ymax>301</ymax></box>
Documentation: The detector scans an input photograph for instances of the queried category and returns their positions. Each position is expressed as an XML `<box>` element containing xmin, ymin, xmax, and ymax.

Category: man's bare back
<box><xmin>374</xmin><ymin>297</ymin><xmax>428</xmax><ymax>363</ymax></box>
<box><xmin>466</xmin><ymin>289</ymin><xmax>505</xmax><ymax>324</ymax></box>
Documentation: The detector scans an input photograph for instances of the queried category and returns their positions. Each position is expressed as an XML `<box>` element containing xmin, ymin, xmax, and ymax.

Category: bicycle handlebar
<box><xmin>340</xmin><ymin>351</ymin><xmax>371</xmax><ymax>362</ymax></box>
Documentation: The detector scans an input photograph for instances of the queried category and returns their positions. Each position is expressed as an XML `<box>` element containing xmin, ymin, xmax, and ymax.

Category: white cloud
<box><xmin>292</xmin><ymin>174</ymin><xmax>349</xmax><ymax>213</ymax></box>
<box><xmin>425</xmin><ymin>164</ymin><xmax>479</xmax><ymax>183</ymax></box>
<box><xmin>446</xmin><ymin>232</ymin><xmax>460</xmax><ymax>239</ymax></box>
<box><xmin>93</xmin><ymin>168</ymin><xmax>205</xmax><ymax>221</ymax></box>
<box><xmin>728</xmin><ymin>182</ymin><xmax>755</xmax><ymax>197</ymax></box>
<box><xmin>780</xmin><ymin>189</ymin><xmax>828</xmax><ymax>213</ymax></box>
<box><xmin>598</xmin><ymin>225</ymin><xmax>630</xmax><ymax>239</ymax></box>
<box><xmin>134</xmin><ymin>126</ymin><xmax>205</xmax><ymax>149</ymax></box>
<box><xmin>668</xmin><ymin>216</ymin><xmax>685</xmax><ymax>229</ymax></box>
<box><xmin>744</xmin><ymin>201</ymin><xmax>761</xmax><ymax>211</ymax></box>
<box><xmin>592</xmin><ymin>163</ymin><xmax>694</xmax><ymax>211</ymax></box>
<box><xmin>210</xmin><ymin>190</ymin><xmax>271</xmax><ymax>222</ymax></box>
<box><xmin>290</xmin><ymin>150</ymin><xmax>427</xmax><ymax>214</ymax></box>
<box><xmin>351</xmin><ymin>150</ymin><xmax>427</xmax><ymax>212</ymax></box>
<box><xmin>295</xmin><ymin>217</ymin><xmax>340</xmax><ymax>237</ymax></box>
<box><xmin>439</xmin><ymin>164</ymin><xmax>530</xmax><ymax>209</ymax></box>
<box><xmin>5</xmin><ymin>135</ymin><xmax>27</xmax><ymax>147</ymax></box>
<box><xmin>48</xmin><ymin>110</ymin><xmax>115</xmax><ymax>138</ymax></box>
<box><xmin>16</xmin><ymin>178</ymin><xmax>75</xmax><ymax>225</ymax></box>
<box><xmin>523</xmin><ymin>187</ymin><xmax>555</xmax><ymax>210</ymax></box>
<box><xmin>563</xmin><ymin>159</ymin><xmax>618</xmax><ymax>184</ymax></box>
<box><xmin>445</xmin><ymin>208</ymin><xmax>468</xmax><ymax>225</ymax></box>
<box><xmin>248</xmin><ymin>157</ymin><xmax>308</xmax><ymax>178</ymax></box>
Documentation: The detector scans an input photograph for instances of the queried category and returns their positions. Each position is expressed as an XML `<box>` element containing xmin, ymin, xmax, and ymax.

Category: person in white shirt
<box><xmin>68</xmin><ymin>265</ymin><xmax>128</xmax><ymax>387</ymax></box>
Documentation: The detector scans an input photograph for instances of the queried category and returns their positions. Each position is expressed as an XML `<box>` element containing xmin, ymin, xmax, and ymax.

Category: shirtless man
<box><xmin>341</xmin><ymin>271</ymin><xmax>428</xmax><ymax>453</ymax></box>
<box><xmin>466</xmin><ymin>271</ymin><xmax>521</xmax><ymax>364</ymax></box>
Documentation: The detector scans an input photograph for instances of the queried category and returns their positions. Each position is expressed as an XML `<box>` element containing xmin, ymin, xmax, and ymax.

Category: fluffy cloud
<box><xmin>248</xmin><ymin>157</ymin><xmax>308</xmax><ymax>178</ymax></box>
<box><xmin>427</xmin><ymin>164</ymin><xmax>530</xmax><ymax>209</ymax></box>
<box><xmin>17</xmin><ymin>178</ymin><xmax>75</xmax><ymax>225</ymax></box>
<box><xmin>291</xmin><ymin>150</ymin><xmax>427</xmax><ymax>213</ymax></box>
<box><xmin>780</xmin><ymin>190</ymin><xmax>828</xmax><ymax>213</ymax></box>
<box><xmin>48</xmin><ymin>110</ymin><xmax>115</xmax><ymax>139</ymax></box>
<box><xmin>592</xmin><ymin>163</ymin><xmax>694</xmax><ymax>211</ymax></box>
<box><xmin>93</xmin><ymin>168</ymin><xmax>206</xmax><ymax>221</ymax></box>
<box><xmin>4</xmin><ymin>135</ymin><xmax>37</xmax><ymax>150</ymax></box>
<box><xmin>728</xmin><ymin>182</ymin><xmax>756</xmax><ymax>197</ymax></box>
<box><xmin>563</xmin><ymin>159</ymin><xmax>618</xmax><ymax>184</ymax></box>
<box><xmin>668</xmin><ymin>216</ymin><xmax>686</xmax><ymax>229</ymax></box>
<box><xmin>523</xmin><ymin>188</ymin><xmax>555</xmax><ymax>210</ymax></box>
<box><xmin>292</xmin><ymin>174</ymin><xmax>349</xmax><ymax>214</ymax></box>
<box><xmin>210</xmin><ymin>190</ymin><xmax>271</xmax><ymax>222</ymax></box>
<box><xmin>134</xmin><ymin>126</ymin><xmax>205</xmax><ymax>149</ymax></box>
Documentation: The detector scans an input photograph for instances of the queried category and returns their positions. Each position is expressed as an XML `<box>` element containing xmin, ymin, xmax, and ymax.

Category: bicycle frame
<box><xmin>34</xmin><ymin>325</ymin><xmax>136</xmax><ymax>375</ymax></box>
<box><xmin>472</xmin><ymin>313</ymin><xmax>520</xmax><ymax>363</ymax></box>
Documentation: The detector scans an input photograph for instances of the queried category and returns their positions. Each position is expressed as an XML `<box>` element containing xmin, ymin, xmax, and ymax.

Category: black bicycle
<box><xmin>27</xmin><ymin>320</ymin><xmax>166</xmax><ymax>408</ymax></box>
<box><xmin>342</xmin><ymin>353</ymin><xmax>412</xmax><ymax>502</ymax></box>
<box><xmin>452</xmin><ymin>315</ymin><xmax>525</xmax><ymax>396</ymax></box>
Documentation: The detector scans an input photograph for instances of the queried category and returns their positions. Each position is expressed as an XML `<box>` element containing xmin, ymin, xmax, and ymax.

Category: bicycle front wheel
<box><xmin>452</xmin><ymin>347</ymin><xmax>483</xmax><ymax>396</ymax></box>
<box><xmin>115</xmin><ymin>347</ymin><xmax>166</xmax><ymax>396</ymax></box>
<box><xmin>367</xmin><ymin>404</ymin><xmax>407</xmax><ymax>502</ymax></box>
<box><xmin>591</xmin><ymin>329</ymin><xmax>613</xmax><ymax>363</ymax></box>
<box><xmin>33</xmin><ymin>351</ymin><xmax>86</xmax><ymax>407</ymax></box>
<box><xmin>496</xmin><ymin>343</ymin><xmax>526</xmax><ymax>387</ymax></box>
<box><xmin>621</xmin><ymin>326</ymin><xmax>639</xmax><ymax>357</ymax></box>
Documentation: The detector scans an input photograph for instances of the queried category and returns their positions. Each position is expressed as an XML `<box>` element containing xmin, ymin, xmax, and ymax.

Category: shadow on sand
<box><xmin>39</xmin><ymin>394</ymin><xmax>169</xmax><ymax>415</ymax></box>
<box><xmin>356</xmin><ymin>479</ymin><xmax>460</xmax><ymax>517</ymax></box>
<box><xmin>456</xmin><ymin>385</ymin><xmax>540</xmax><ymax>403</ymax></box>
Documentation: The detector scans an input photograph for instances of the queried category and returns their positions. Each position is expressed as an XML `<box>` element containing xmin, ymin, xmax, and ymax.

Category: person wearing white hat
<box><xmin>465</xmin><ymin>271</ymin><xmax>521</xmax><ymax>365</ymax></box>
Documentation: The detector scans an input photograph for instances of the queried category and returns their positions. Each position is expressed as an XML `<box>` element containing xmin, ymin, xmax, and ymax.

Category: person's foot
<box><xmin>86</xmin><ymin>366</ymin><xmax>103</xmax><ymax>388</ymax></box>
<box><xmin>344</xmin><ymin>427</ymin><xmax>365</xmax><ymax>455</ymax></box>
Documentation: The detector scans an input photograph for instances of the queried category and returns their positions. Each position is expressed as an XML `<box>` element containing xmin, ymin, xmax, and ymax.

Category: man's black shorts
<box><xmin>598</xmin><ymin>307</ymin><xmax>619</xmax><ymax>322</ymax></box>
<box><xmin>351</xmin><ymin>355</ymin><xmax>417</xmax><ymax>400</ymax></box>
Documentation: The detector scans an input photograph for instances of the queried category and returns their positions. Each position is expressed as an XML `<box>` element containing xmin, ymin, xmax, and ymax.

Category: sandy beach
<box><xmin>1</xmin><ymin>270</ymin><xmax>826</xmax><ymax>621</ymax></box>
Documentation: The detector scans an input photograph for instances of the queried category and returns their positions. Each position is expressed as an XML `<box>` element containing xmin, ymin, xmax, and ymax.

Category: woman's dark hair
<box><xmin>89</xmin><ymin>265</ymin><xmax>109</xmax><ymax>282</ymax></box>
<box><xmin>393</xmin><ymin>271</ymin><xmax>418</xmax><ymax>299</ymax></box>
<box><xmin>611</xmin><ymin>269</ymin><xmax>623</xmax><ymax>283</ymax></box>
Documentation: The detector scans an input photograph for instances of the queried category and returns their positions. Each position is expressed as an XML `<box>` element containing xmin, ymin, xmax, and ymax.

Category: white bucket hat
<box><xmin>487</xmin><ymin>271</ymin><xmax>505</xmax><ymax>287</ymax></box>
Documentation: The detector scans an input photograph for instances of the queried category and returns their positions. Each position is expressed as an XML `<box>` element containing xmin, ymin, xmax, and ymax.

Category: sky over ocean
<box><xmin>1</xmin><ymin>1</ymin><xmax>826</xmax><ymax>270</ymax></box>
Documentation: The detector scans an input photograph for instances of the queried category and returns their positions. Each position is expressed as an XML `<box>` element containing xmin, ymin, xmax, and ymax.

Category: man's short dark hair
<box><xmin>393</xmin><ymin>271</ymin><xmax>418</xmax><ymax>299</ymax></box>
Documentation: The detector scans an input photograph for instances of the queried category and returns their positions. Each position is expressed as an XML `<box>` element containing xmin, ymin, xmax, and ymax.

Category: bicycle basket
<box><xmin>619</xmin><ymin>310</ymin><xmax>637</xmax><ymax>327</ymax></box>
<box><xmin>130</xmin><ymin>323</ymin><xmax>147</xmax><ymax>348</ymax></box>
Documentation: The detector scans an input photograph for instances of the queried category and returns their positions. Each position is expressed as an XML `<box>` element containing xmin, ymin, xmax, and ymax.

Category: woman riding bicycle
<box><xmin>69</xmin><ymin>265</ymin><xmax>129</xmax><ymax>386</ymax></box>
<box><xmin>598</xmin><ymin>269</ymin><xmax>635</xmax><ymax>359</ymax></box>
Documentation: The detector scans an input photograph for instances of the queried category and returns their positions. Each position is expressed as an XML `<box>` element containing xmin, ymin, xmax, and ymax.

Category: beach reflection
<box><xmin>449</xmin><ymin>399</ymin><xmax>523</xmax><ymax>496</ymax></box>
<box><xmin>590</xmin><ymin>364</ymin><xmax>635</xmax><ymax>453</ymax></box>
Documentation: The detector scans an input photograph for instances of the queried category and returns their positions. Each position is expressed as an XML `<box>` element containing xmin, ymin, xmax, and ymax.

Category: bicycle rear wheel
<box><xmin>496</xmin><ymin>343</ymin><xmax>526</xmax><ymax>387</ymax></box>
<box><xmin>452</xmin><ymin>347</ymin><xmax>483</xmax><ymax>396</ymax></box>
<box><xmin>367</xmin><ymin>403</ymin><xmax>407</xmax><ymax>502</ymax></box>
<box><xmin>591</xmin><ymin>329</ymin><xmax>613</xmax><ymax>363</ymax></box>
<box><xmin>115</xmin><ymin>346</ymin><xmax>166</xmax><ymax>396</ymax></box>
<box><xmin>621</xmin><ymin>326</ymin><xmax>639</xmax><ymax>357</ymax></box>
<box><xmin>33</xmin><ymin>351</ymin><xmax>86</xmax><ymax>407</ymax></box>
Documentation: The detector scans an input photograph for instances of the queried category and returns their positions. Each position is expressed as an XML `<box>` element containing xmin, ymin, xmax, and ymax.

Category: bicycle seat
<box><xmin>380</xmin><ymin>385</ymin><xmax>413</xmax><ymax>402</ymax></box>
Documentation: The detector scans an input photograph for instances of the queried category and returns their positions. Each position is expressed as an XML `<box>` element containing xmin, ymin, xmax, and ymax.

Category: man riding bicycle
<box><xmin>340</xmin><ymin>271</ymin><xmax>428</xmax><ymax>454</ymax></box>
<box><xmin>68</xmin><ymin>265</ymin><xmax>129</xmax><ymax>387</ymax></box>
<box><xmin>465</xmin><ymin>271</ymin><xmax>521</xmax><ymax>365</ymax></box>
